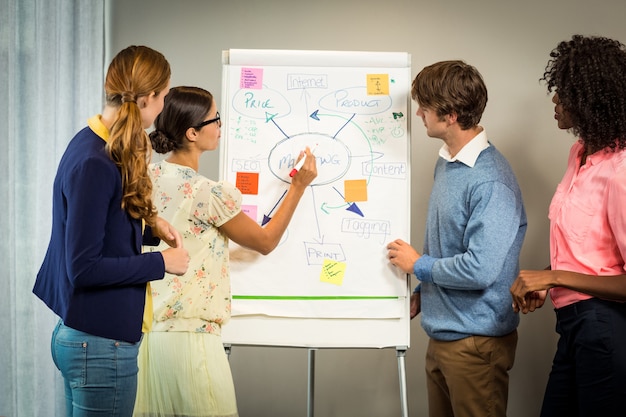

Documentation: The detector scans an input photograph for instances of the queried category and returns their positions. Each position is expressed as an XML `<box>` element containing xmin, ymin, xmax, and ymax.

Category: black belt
<box><xmin>555</xmin><ymin>297</ymin><xmax>626</xmax><ymax>320</ymax></box>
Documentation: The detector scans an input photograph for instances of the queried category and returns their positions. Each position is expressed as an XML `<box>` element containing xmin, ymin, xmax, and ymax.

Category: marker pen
<box><xmin>289</xmin><ymin>144</ymin><xmax>317</xmax><ymax>177</ymax></box>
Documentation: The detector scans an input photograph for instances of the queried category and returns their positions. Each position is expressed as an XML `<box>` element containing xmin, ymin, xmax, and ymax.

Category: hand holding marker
<box><xmin>289</xmin><ymin>144</ymin><xmax>318</xmax><ymax>177</ymax></box>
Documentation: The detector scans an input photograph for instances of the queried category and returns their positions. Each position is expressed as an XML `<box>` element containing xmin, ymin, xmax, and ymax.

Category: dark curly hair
<box><xmin>541</xmin><ymin>35</ymin><xmax>626</xmax><ymax>152</ymax></box>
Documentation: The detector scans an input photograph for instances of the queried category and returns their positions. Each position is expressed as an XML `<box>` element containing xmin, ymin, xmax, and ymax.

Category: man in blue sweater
<box><xmin>387</xmin><ymin>60</ymin><xmax>527</xmax><ymax>417</ymax></box>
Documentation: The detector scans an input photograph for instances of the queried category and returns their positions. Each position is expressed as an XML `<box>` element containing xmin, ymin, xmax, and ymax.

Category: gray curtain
<box><xmin>0</xmin><ymin>0</ymin><xmax>105</xmax><ymax>415</ymax></box>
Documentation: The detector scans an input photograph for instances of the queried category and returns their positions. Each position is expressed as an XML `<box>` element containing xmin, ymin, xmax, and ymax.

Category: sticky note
<box><xmin>344</xmin><ymin>179</ymin><xmax>367</xmax><ymax>202</ymax></box>
<box><xmin>241</xmin><ymin>204</ymin><xmax>258</xmax><ymax>221</ymax></box>
<box><xmin>320</xmin><ymin>259</ymin><xmax>346</xmax><ymax>286</ymax></box>
<box><xmin>366</xmin><ymin>73</ymin><xmax>389</xmax><ymax>95</ymax></box>
<box><xmin>240</xmin><ymin>67</ymin><xmax>263</xmax><ymax>89</ymax></box>
<box><xmin>236</xmin><ymin>172</ymin><xmax>259</xmax><ymax>195</ymax></box>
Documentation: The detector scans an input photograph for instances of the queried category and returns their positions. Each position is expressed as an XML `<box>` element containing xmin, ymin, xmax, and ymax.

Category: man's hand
<box><xmin>410</xmin><ymin>292</ymin><xmax>421</xmax><ymax>319</ymax></box>
<box><xmin>387</xmin><ymin>239</ymin><xmax>421</xmax><ymax>274</ymax></box>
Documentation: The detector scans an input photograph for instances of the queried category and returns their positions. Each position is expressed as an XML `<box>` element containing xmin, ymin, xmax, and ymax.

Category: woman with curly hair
<box><xmin>33</xmin><ymin>46</ymin><xmax>189</xmax><ymax>416</ymax></box>
<box><xmin>510</xmin><ymin>35</ymin><xmax>626</xmax><ymax>416</ymax></box>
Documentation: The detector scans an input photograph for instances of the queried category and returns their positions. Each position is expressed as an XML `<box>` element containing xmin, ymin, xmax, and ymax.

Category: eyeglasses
<box><xmin>193</xmin><ymin>112</ymin><xmax>221</xmax><ymax>129</ymax></box>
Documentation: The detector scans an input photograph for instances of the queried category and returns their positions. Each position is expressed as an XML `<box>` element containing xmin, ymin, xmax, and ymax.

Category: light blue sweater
<box><xmin>414</xmin><ymin>145</ymin><xmax>527</xmax><ymax>341</ymax></box>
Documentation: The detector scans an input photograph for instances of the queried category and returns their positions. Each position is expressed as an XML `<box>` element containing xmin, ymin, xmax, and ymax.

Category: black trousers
<box><xmin>540</xmin><ymin>298</ymin><xmax>626</xmax><ymax>417</ymax></box>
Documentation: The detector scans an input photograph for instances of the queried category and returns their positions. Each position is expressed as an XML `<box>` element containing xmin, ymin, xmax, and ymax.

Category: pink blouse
<box><xmin>549</xmin><ymin>140</ymin><xmax>626</xmax><ymax>308</ymax></box>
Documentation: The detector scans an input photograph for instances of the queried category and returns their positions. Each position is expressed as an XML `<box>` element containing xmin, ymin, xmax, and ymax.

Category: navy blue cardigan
<box><xmin>33</xmin><ymin>120</ymin><xmax>165</xmax><ymax>343</ymax></box>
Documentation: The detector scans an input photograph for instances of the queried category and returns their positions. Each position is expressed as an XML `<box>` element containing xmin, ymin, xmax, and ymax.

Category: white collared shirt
<box><xmin>438</xmin><ymin>129</ymin><xmax>489</xmax><ymax>167</ymax></box>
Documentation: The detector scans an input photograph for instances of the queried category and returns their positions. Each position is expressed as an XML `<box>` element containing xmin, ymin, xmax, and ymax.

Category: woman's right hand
<box><xmin>161</xmin><ymin>246</ymin><xmax>189</xmax><ymax>276</ymax></box>
<box><xmin>291</xmin><ymin>147</ymin><xmax>318</xmax><ymax>189</ymax></box>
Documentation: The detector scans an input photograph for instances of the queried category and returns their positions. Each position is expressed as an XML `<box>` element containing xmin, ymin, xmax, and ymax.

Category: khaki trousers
<box><xmin>425</xmin><ymin>330</ymin><xmax>518</xmax><ymax>417</ymax></box>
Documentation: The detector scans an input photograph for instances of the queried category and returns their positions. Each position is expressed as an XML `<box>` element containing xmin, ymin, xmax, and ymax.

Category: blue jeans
<box><xmin>540</xmin><ymin>298</ymin><xmax>626</xmax><ymax>417</ymax></box>
<box><xmin>51</xmin><ymin>320</ymin><xmax>141</xmax><ymax>417</ymax></box>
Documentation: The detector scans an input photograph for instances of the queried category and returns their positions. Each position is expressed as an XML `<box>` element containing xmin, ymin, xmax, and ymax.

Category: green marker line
<box><xmin>233</xmin><ymin>295</ymin><xmax>398</xmax><ymax>300</ymax></box>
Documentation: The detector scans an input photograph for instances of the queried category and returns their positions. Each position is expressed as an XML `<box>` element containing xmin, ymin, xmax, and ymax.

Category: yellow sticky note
<box><xmin>320</xmin><ymin>259</ymin><xmax>347</xmax><ymax>286</ymax></box>
<box><xmin>344</xmin><ymin>179</ymin><xmax>367</xmax><ymax>202</ymax></box>
<box><xmin>366</xmin><ymin>73</ymin><xmax>389</xmax><ymax>95</ymax></box>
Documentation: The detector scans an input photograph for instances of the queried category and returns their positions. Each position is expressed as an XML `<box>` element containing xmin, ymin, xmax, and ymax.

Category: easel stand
<box><xmin>225</xmin><ymin>345</ymin><xmax>409</xmax><ymax>417</ymax></box>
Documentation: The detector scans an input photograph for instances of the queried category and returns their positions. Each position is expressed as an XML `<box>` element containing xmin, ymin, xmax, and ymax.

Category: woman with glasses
<box><xmin>133</xmin><ymin>86</ymin><xmax>317</xmax><ymax>417</ymax></box>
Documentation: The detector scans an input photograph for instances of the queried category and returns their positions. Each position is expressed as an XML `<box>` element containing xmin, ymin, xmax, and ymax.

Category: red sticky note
<box><xmin>236</xmin><ymin>172</ymin><xmax>259</xmax><ymax>195</ymax></box>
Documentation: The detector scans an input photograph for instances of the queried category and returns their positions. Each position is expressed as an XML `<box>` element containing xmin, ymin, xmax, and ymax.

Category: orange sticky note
<box><xmin>366</xmin><ymin>73</ymin><xmax>389</xmax><ymax>95</ymax></box>
<box><xmin>344</xmin><ymin>179</ymin><xmax>367</xmax><ymax>202</ymax></box>
<box><xmin>236</xmin><ymin>172</ymin><xmax>259</xmax><ymax>195</ymax></box>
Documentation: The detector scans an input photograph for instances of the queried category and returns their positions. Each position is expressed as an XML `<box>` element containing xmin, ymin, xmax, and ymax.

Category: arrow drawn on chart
<box><xmin>323</xmin><ymin>186</ymin><xmax>364</xmax><ymax>217</ymax></box>
<box><xmin>309</xmin><ymin>110</ymin><xmax>376</xmax><ymax>185</ymax></box>
<box><xmin>321</xmin><ymin>201</ymin><xmax>348</xmax><ymax>214</ymax></box>
<box><xmin>311</xmin><ymin>186</ymin><xmax>323</xmax><ymax>240</ymax></box>
<box><xmin>262</xmin><ymin>189</ymin><xmax>288</xmax><ymax>225</ymax></box>
<box><xmin>310</xmin><ymin>110</ymin><xmax>356</xmax><ymax>139</ymax></box>
<box><xmin>300</xmin><ymin>89</ymin><xmax>312</xmax><ymax>131</ymax></box>
<box><xmin>266</xmin><ymin>112</ymin><xmax>290</xmax><ymax>139</ymax></box>
<box><xmin>333</xmin><ymin>113</ymin><xmax>355</xmax><ymax>139</ymax></box>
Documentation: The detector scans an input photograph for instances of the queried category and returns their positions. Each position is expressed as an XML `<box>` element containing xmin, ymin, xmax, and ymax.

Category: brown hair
<box><xmin>104</xmin><ymin>45</ymin><xmax>170</xmax><ymax>226</ymax></box>
<box><xmin>150</xmin><ymin>86</ymin><xmax>215</xmax><ymax>154</ymax></box>
<box><xmin>411</xmin><ymin>60</ymin><xmax>487</xmax><ymax>130</ymax></box>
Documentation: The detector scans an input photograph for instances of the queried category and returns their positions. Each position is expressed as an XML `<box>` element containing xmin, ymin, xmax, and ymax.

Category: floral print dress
<box><xmin>146</xmin><ymin>160</ymin><xmax>242</xmax><ymax>335</ymax></box>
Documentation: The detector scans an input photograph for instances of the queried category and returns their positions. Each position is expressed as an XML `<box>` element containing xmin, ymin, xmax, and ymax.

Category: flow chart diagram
<box><xmin>221</xmin><ymin>50</ymin><xmax>411</xmax><ymax>319</ymax></box>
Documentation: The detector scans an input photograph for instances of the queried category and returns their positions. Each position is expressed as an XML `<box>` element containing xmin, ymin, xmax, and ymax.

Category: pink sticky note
<box><xmin>241</xmin><ymin>205</ymin><xmax>258</xmax><ymax>221</ymax></box>
<box><xmin>240</xmin><ymin>67</ymin><xmax>263</xmax><ymax>89</ymax></box>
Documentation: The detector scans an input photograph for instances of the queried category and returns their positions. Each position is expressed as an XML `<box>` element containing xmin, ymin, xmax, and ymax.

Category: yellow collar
<box><xmin>87</xmin><ymin>115</ymin><xmax>110</xmax><ymax>143</ymax></box>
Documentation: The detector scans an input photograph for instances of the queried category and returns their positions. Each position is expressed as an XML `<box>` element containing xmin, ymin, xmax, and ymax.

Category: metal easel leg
<box><xmin>307</xmin><ymin>348</ymin><xmax>316</xmax><ymax>417</ymax></box>
<box><xmin>396</xmin><ymin>347</ymin><xmax>409</xmax><ymax>417</ymax></box>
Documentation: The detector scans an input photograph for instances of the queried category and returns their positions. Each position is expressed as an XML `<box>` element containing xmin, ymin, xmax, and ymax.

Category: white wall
<box><xmin>107</xmin><ymin>1</ymin><xmax>626</xmax><ymax>416</ymax></box>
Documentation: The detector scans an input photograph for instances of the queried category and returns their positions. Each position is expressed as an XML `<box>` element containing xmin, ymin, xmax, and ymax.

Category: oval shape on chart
<box><xmin>319</xmin><ymin>87</ymin><xmax>392</xmax><ymax>115</ymax></box>
<box><xmin>268</xmin><ymin>132</ymin><xmax>351</xmax><ymax>186</ymax></box>
<box><xmin>231</xmin><ymin>87</ymin><xmax>291</xmax><ymax>119</ymax></box>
